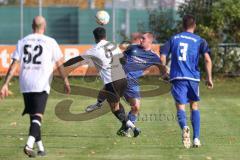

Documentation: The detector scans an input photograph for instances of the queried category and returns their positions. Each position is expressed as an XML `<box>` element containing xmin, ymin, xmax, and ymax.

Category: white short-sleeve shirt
<box><xmin>12</xmin><ymin>33</ymin><xmax>63</xmax><ymax>94</ymax></box>
<box><xmin>82</xmin><ymin>40</ymin><xmax>126</xmax><ymax>84</ymax></box>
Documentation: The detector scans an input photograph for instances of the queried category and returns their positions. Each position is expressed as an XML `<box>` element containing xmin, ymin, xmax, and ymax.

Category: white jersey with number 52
<box><xmin>12</xmin><ymin>33</ymin><xmax>63</xmax><ymax>94</ymax></box>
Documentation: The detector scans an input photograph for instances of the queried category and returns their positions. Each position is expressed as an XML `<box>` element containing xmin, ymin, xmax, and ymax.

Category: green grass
<box><xmin>0</xmin><ymin>78</ymin><xmax>240</xmax><ymax>160</ymax></box>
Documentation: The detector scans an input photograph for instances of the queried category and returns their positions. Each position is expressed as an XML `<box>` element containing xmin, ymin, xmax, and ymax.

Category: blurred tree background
<box><xmin>1</xmin><ymin>0</ymin><xmax>240</xmax><ymax>75</ymax></box>
<box><xmin>149</xmin><ymin>0</ymin><xmax>240</xmax><ymax>76</ymax></box>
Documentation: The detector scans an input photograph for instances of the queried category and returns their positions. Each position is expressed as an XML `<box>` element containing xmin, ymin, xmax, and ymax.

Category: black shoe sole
<box><xmin>37</xmin><ymin>151</ymin><xmax>47</xmax><ymax>156</ymax></box>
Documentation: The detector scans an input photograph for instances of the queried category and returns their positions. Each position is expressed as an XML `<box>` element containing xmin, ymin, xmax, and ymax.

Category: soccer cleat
<box><xmin>182</xmin><ymin>126</ymin><xmax>191</xmax><ymax>149</ymax></box>
<box><xmin>116</xmin><ymin>125</ymin><xmax>132</xmax><ymax>137</ymax></box>
<box><xmin>37</xmin><ymin>150</ymin><xmax>46</xmax><ymax>156</ymax></box>
<box><xmin>23</xmin><ymin>145</ymin><xmax>36</xmax><ymax>158</ymax></box>
<box><xmin>116</xmin><ymin>129</ymin><xmax>128</xmax><ymax>137</ymax></box>
<box><xmin>85</xmin><ymin>102</ymin><xmax>103</xmax><ymax>112</ymax></box>
<box><xmin>133</xmin><ymin>127</ymin><xmax>141</xmax><ymax>137</ymax></box>
<box><xmin>116</xmin><ymin>125</ymin><xmax>128</xmax><ymax>137</ymax></box>
<box><xmin>125</xmin><ymin>128</ymin><xmax>132</xmax><ymax>138</ymax></box>
<box><xmin>193</xmin><ymin>138</ymin><xmax>201</xmax><ymax>148</ymax></box>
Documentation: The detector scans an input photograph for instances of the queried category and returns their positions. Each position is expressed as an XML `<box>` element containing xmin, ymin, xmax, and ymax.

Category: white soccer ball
<box><xmin>96</xmin><ymin>10</ymin><xmax>110</xmax><ymax>25</ymax></box>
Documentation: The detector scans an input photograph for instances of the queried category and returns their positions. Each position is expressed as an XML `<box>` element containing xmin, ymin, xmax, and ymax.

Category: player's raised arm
<box><xmin>119</xmin><ymin>40</ymin><xmax>131</xmax><ymax>52</ymax></box>
<box><xmin>204</xmin><ymin>53</ymin><xmax>213</xmax><ymax>89</ymax></box>
<box><xmin>0</xmin><ymin>59</ymin><xmax>18</xmax><ymax>99</ymax></box>
<box><xmin>63</xmin><ymin>55</ymin><xmax>84</xmax><ymax>68</ymax></box>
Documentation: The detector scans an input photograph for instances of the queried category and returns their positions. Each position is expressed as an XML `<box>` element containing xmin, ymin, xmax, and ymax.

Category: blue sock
<box><xmin>177</xmin><ymin>109</ymin><xmax>187</xmax><ymax>130</ymax></box>
<box><xmin>128</xmin><ymin>111</ymin><xmax>137</xmax><ymax>124</ymax></box>
<box><xmin>191</xmin><ymin>110</ymin><xmax>200</xmax><ymax>139</ymax></box>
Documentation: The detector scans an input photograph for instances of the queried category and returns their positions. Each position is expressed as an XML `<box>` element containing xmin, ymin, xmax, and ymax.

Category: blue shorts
<box><xmin>171</xmin><ymin>80</ymin><xmax>200</xmax><ymax>104</ymax></box>
<box><xmin>124</xmin><ymin>79</ymin><xmax>140</xmax><ymax>99</ymax></box>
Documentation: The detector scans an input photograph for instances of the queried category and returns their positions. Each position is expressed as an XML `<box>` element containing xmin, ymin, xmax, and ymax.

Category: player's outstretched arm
<box><xmin>204</xmin><ymin>53</ymin><xmax>213</xmax><ymax>89</ymax></box>
<box><xmin>0</xmin><ymin>59</ymin><xmax>18</xmax><ymax>99</ymax></box>
<box><xmin>63</xmin><ymin>56</ymin><xmax>84</xmax><ymax>68</ymax></box>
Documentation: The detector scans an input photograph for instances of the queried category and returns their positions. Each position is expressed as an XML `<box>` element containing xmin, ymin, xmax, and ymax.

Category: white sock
<box><xmin>36</xmin><ymin>140</ymin><xmax>44</xmax><ymax>151</ymax></box>
<box><xmin>126</xmin><ymin>120</ymin><xmax>135</xmax><ymax>129</ymax></box>
<box><xmin>26</xmin><ymin>136</ymin><xmax>35</xmax><ymax>149</ymax></box>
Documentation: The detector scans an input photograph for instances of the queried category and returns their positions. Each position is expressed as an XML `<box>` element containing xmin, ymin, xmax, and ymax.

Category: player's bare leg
<box><xmin>126</xmin><ymin>98</ymin><xmax>140</xmax><ymax>137</ymax></box>
<box><xmin>127</xmin><ymin>98</ymin><xmax>140</xmax><ymax>124</ymax></box>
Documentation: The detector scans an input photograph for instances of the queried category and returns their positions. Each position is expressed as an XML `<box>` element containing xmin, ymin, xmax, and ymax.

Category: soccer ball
<box><xmin>95</xmin><ymin>10</ymin><xmax>110</xmax><ymax>25</ymax></box>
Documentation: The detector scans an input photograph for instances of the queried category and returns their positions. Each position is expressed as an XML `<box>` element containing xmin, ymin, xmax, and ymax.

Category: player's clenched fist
<box><xmin>0</xmin><ymin>84</ymin><xmax>9</xmax><ymax>99</ymax></box>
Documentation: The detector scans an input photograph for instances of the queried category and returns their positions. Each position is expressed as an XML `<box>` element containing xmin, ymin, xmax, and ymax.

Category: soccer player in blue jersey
<box><xmin>160</xmin><ymin>15</ymin><xmax>213</xmax><ymax>148</ymax></box>
<box><xmin>86</xmin><ymin>32</ymin><xmax>166</xmax><ymax>136</ymax></box>
<box><xmin>120</xmin><ymin>32</ymin><xmax>164</xmax><ymax>136</ymax></box>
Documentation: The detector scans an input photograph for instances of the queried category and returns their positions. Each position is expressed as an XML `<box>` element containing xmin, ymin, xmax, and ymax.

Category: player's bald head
<box><xmin>32</xmin><ymin>16</ymin><xmax>46</xmax><ymax>33</ymax></box>
<box><xmin>130</xmin><ymin>32</ymin><xmax>142</xmax><ymax>44</ymax></box>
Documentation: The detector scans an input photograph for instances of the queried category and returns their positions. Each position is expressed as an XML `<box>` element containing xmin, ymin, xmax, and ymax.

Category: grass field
<box><xmin>0</xmin><ymin>77</ymin><xmax>240</xmax><ymax>160</ymax></box>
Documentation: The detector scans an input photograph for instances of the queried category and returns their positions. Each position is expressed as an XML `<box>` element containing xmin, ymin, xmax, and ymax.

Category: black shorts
<box><xmin>22</xmin><ymin>91</ymin><xmax>48</xmax><ymax>116</ymax></box>
<box><xmin>99</xmin><ymin>78</ymin><xmax>127</xmax><ymax>103</ymax></box>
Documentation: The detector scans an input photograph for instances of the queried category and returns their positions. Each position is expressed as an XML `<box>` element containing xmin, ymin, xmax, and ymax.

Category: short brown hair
<box><xmin>182</xmin><ymin>14</ymin><xmax>196</xmax><ymax>30</ymax></box>
<box><xmin>142</xmin><ymin>32</ymin><xmax>154</xmax><ymax>39</ymax></box>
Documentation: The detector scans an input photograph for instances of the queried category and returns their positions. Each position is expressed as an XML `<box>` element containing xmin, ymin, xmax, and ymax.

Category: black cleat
<box><xmin>117</xmin><ymin>129</ymin><xmax>128</xmax><ymax>136</ymax></box>
<box><xmin>133</xmin><ymin>128</ymin><xmax>141</xmax><ymax>137</ymax></box>
<box><xmin>116</xmin><ymin>124</ymin><xmax>129</xmax><ymax>137</ymax></box>
<box><xmin>85</xmin><ymin>102</ymin><xmax>103</xmax><ymax>112</ymax></box>
<box><xmin>117</xmin><ymin>127</ymin><xmax>127</xmax><ymax>136</ymax></box>
<box><xmin>23</xmin><ymin>145</ymin><xmax>36</xmax><ymax>158</ymax></box>
<box><xmin>37</xmin><ymin>150</ymin><xmax>46</xmax><ymax>157</ymax></box>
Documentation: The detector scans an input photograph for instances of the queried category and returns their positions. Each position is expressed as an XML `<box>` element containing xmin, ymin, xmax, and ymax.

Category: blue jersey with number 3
<box><xmin>161</xmin><ymin>32</ymin><xmax>210</xmax><ymax>82</ymax></box>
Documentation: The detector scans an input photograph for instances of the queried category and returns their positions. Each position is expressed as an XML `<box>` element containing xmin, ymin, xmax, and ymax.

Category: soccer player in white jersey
<box><xmin>85</xmin><ymin>32</ymin><xmax>168</xmax><ymax>137</ymax></box>
<box><xmin>64</xmin><ymin>27</ymin><xmax>141</xmax><ymax>137</ymax></box>
<box><xmin>0</xmin><ymin>16</ymin><xmax>70</xmax><ymax>157</ymax></box>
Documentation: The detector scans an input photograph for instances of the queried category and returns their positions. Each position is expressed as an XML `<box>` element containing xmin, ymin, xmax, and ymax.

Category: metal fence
<box><xmin>0</xmin><ymin>0</ymin><xmax>179</xmax><ymax>44</ymax></box>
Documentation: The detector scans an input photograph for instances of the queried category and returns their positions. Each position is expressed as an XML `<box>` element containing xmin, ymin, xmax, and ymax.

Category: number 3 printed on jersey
<box><xmin>178</xmin><ymin>42</ymin><xmax>188</xmax><ymax>61</ymax></box>
<box><xmin>23</xmin><ymin>44</ymin><xmax>43</xmax><ymax>64</ymax></box>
